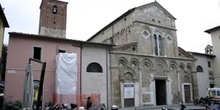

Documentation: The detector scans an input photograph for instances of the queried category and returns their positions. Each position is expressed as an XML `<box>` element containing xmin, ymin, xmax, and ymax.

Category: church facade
<box><xmin>88</xmin><ymin>1</ymin><xmax>198</xmax><ymax>107</ymax></box>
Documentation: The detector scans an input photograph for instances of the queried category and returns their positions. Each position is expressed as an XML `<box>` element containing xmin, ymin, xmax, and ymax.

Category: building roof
<box><xmin>204</xmin><ymin>25</ymin><xmax>220</xmax><ymax>34</ymax></box>
<box><xmin>188</xmin><ymin>51</ymin><xmax>216</xmax><ymax>57</ymax></box>
<box><xmin>87</xmin><ymin>8</ymin><xmax>135</xmax><ymax>41</ymax></box>
<box><xmin>0</xmin><ymin>4</ymin><xmax>9</xmax><ymax>27</ymax></box>
<box><xmin>87</xmin><ymin>1</ymin><xmax>176</xmax><ymax>41</ymax></box>
<box><xmin>9</xmin><ymin>32</ymin><xmax>114</xmax><ymax>47</ymax></box>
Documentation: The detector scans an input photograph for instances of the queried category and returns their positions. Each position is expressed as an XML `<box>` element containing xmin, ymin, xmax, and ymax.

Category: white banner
<box><xmin>124</xmin><ymin>83</ymin><xmax>134</xmax><ymax>99</ymax></box>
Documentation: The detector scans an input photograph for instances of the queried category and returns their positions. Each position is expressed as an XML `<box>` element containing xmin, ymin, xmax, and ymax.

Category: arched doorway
<box><xmin>182</xmin><ymin>75</ymin><xmax>192</xmax><ymax>103</ymax></box>
<box><xmin>123</xmin><ymin>72</ymin><xmax>135</xmax><ymax>107</ymax></box>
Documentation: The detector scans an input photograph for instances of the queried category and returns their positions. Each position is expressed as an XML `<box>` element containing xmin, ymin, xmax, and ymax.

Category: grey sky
<box><xmin>1</xmin><ymin>0</ymin><xmax>220</xmax><ymax>53</ymax></box>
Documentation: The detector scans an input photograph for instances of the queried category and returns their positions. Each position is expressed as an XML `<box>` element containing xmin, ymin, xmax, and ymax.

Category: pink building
<box><xmin>5</xmin><ymin>32</ymin><xmax>112</xmax><ymax>108</ymax></box>
<box><xmin>5</xmin><ymin>32</ymin><xmax>82</xmax><ymax>106</ymax></box>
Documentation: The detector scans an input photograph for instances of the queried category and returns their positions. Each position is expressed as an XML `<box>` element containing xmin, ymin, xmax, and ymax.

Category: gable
<box><xmin>178</xmin><ymin>47</ymin><xmax>196</xmax><ymax>60</ymax></box>
<box><xmin>133</xmin><ymin>1</ymin><xmax>176</xmax><ymax>29</ymax></box>
<box><xmin>137</xmin><ymin>2</ymin><xmax>175</xmax><ymax>19</ymax></box>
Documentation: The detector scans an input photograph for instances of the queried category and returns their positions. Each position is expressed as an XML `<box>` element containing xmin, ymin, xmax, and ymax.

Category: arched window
<box><xmin>86</xmin><ymin>62</ymin><xmax>103</xmax><ymax>73</ymax></box>
<box><xmin>196</xmin><ymin>65</ymin><xmax>203</xmax><ymax>72</ymax></box>
<box><xmin>154</xmin><ymin>34</ymin><xmax>164</xmax><ymax>56</ymax></box>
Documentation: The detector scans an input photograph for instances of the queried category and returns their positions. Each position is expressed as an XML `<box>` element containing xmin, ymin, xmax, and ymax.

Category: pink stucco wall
<box><xmin>5</xmin><ymin>34</ymin><xmax>81</xmax><ymax>106</ymax></box>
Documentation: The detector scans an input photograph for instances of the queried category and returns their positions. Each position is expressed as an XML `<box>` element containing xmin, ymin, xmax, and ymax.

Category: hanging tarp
<box><xmin>55</xmin><ymin>53</ymin><xmax>77</xmax><ymax>94</ymax></box>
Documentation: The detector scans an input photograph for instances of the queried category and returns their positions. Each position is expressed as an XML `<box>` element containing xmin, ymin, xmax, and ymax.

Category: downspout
<box><xmin>106</xmin><ymin>48</ymin><xmax>109</xmax><ymax>109</ymax></box>
<box><xmin>80</xmin><ymin>43</ymin><xmax>82</xmax><ymax>105</ymax></box>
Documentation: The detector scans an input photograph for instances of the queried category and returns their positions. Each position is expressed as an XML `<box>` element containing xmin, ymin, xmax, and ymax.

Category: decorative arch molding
<box><xmin>179</xmin><ymin>63</ymin><xmax>185</xmax><ymax>71</ymax></box>
<box><xmin>124</xmin><ymin>72</ymin><xmax>134</xmax><ymax>83</ymax></box>
<box><xmin>183</xmin><ymin>75</ymin><xmax>190</xmax><ymax>83</ymax></box>
<box><xmin>169</xmin><ymin>61</ymin><xmax>178</xmax><ymax>71</ymax></box>
<box><xmin>155</xmin><ymin>58</ymin><xmax>168</xmax><ymax>70</ymax></box>
<box><xmin>164</xmin><ymin>31</ymin><xmax>174</xmax><ymax>38</ymax></box>
<box><xmin>118</xmin><ymin>57</ymin><xmax>128</xmax><ymax>68</ymax></box>
<box><xmin>141</xmin><ymin>58</ymin><xmax>153</xmax><ymax>69</ymax></box>
<box><xmin>154</xmin><ymin>30</ymin><xmax>163</xmax><ymax>37</ymax></box>
<box><xmin>186</xmin><ymin>63</ymin><xmax>192</xmax><ymax>71</ymax></box>
<box><xmin>141</xmin><ymin>26</ymin><xmax>152</xmax><ymax>34</ymax></box>
<box><xmin>130</xmin><ymin>58</ymin><xmax>140</xmax><ymax>69</ymax></box>
<box><xmin>120</xmin><ymin>67</ymin><xmax>137</xmax><ymax>82</ymax></box>
<box><xmin>183</xmin><ymin>71</ymin><xmax>190</xmax><ymax>76</ymax></box>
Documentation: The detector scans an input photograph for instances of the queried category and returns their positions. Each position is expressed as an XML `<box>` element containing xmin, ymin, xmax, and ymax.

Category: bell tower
<box><xmin>39</xmin><ymin>0</ymin><xmax>68</xmax><ymax>38</ymax></box>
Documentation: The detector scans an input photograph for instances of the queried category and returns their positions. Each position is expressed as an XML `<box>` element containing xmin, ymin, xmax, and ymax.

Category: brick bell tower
<box><xmin>39</xmin><ymin>0</ymin><xmax>68</xmax><ymax>38</ymax></box>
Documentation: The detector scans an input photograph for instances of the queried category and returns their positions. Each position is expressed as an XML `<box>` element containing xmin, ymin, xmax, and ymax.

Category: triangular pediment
<box><xmin>178</xmin><ymin>47</ymin><xmax>196</xmax><ymax>60</ymax></box>
<box><xmin>136</xmin><ymin>1</ymin><xmax>176</xmax><ymax>20</ymax></box>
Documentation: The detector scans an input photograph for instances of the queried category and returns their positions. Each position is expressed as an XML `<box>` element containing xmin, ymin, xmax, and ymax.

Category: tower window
<box><xmin>52</xmin><ymin>5</ymin><xmax>57</xmax><ymax>14</ymax></box>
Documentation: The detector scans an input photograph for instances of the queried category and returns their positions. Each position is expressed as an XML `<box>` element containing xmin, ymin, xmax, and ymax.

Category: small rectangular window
<box><xmin>33</xmin><ymin>47</ymin><xmax>42</xmax><ymax>60</ymax></box>
<box><xmin>58</xmin><ymin>49</ymin><xmax>66</xmax><ymax>53</ymax></box>
<box><xmin>208</xmin><ymin>61</ymin><xmax>211</xmax><ymax>68</ymax></box>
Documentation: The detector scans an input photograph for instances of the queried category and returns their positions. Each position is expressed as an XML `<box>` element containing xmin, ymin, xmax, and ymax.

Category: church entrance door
<box><xmin>155</xmin><ymin>79</ymin><xmax>167</xmax><ymax>105</ymax></box>
<box><xmin>184</xmin><ymin>85</ymin><xmax>191</xmax><ymax>103</ymax></box>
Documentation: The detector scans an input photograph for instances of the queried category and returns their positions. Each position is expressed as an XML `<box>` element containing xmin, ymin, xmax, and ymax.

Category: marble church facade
<box><xmin>88</xmin><ymin>1</ymin><xmax>198</xmax><ymax>108</ymax></box>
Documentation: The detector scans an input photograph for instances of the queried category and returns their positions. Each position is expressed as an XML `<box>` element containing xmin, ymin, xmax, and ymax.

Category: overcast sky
<box><xmin>1</xmin><ymin>0</ymin><xmax>220</xmax><ymax>53</ymax></box>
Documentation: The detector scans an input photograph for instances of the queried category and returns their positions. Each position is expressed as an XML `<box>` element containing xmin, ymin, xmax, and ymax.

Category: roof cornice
<box><xmin>205</xmin><ymin>25</ymin><xmax>220</xmax><ymax>34</ymax></box>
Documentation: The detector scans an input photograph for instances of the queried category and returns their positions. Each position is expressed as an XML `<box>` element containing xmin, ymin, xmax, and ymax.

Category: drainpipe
<box><xmin>80</xmin><ymin>43</ymin><xmax>82</xmax><ymax>106</ymax></box>
<box><xmin>106</xmin><ymin>48</ymin><xmax>109</xmax><ymax>109</ymax></box>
